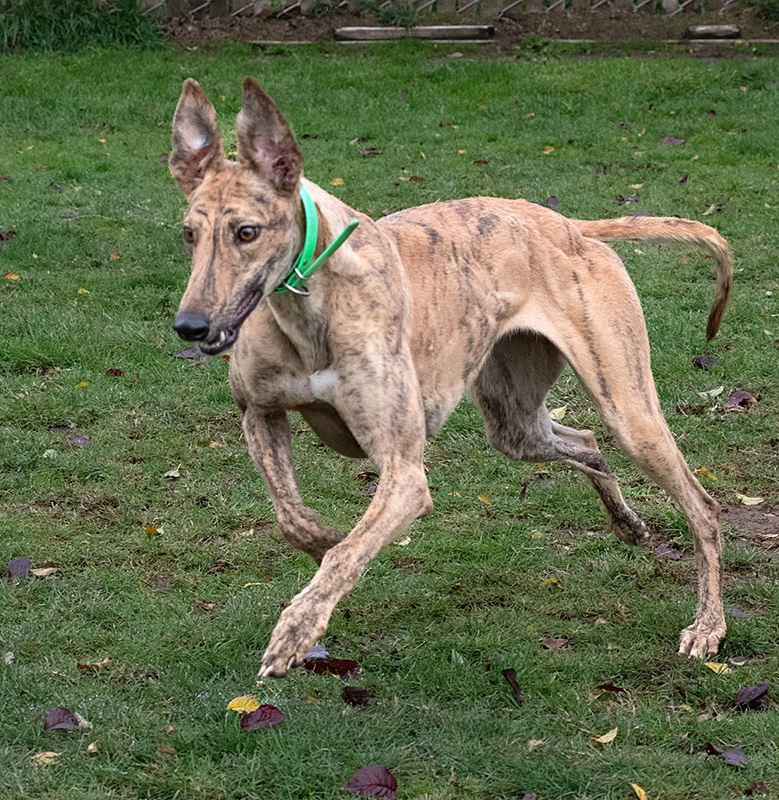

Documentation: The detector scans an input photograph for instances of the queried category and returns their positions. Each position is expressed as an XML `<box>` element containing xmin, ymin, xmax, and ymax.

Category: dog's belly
<box><xmin>297</xmin><ymin>401</ymin><xmax>367</xmax><ymax>459</ymax></box>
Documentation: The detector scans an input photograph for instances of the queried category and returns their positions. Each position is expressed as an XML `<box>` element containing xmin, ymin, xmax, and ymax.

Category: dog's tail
<box><xmin>572</xmin><ymin>216</ymin><xmax>733</xmax><ymax>342</ymax></box>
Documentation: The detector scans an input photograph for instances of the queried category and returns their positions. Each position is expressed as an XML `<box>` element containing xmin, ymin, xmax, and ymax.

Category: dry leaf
<box><xmin>4</xmin><ymin>272</ymin><xmax>20</xmax><ymax>280</ymax></box>
<box><xmin>31</xmin><ymin>751</ymin><xmax>61</xmax><ymax>765</ymax></box>
<box><xmin>594</xmin><ymin>727</ymin><xmax>618</xmax><ymax>744</ymax></box>
<box><xmin>527</xmin><ymin>739</ymin><xmax>543</xmax><ymax>752</ymax></box>
<box><xmin>630</xmin><ymin>783</ymin><xmax>648</xmax><ymax>800</ymax></box>
<box><xmin>86</xmin><ymin>741</ymin><xmax>99</xmax><ymax>755</ymax></box>
<box><xmin>227</xmin><ymin>695</ymin><xmax>260</xmax><ymax>714</ymax></box>
<box><xmin>330</xmin><ymin>178</ymin><xmax>344</xmax><ymax>186</ymax></box>
<box><xmin>543</xmin><ymin>146</ymin><xmax>555</xmax><ymax>154</ymax></box>
<box><xmin>695</xmin><ymin>467</ymin><xmax>717</xmax><ymax>481</ymax></box>
<box><xmin>542</xmin><ymin>636</ymin><xmax>567</xmax><ymax>649</ymax></box>
<box><xmin>705</xmin><ymin>662</ymin><xmax>733</xmax><ymax>675</ymax></box>
<box><xmin>478</xmin><ymin>494</ymin><xmax>491</xmax><ymax>504</ymax></box>
<box><xmin>549</xmin><ymin>405</ymin><xmax>567</xmax><ymax>420</ymax></box>
<box><xmin>145</xmin><ymin>524</ymin><xmax>159</xmax><ymax>536</ymax></box>
<box><xmin>736</xmin><ymin>494</ymin><xmax>764</xmax><ymax>506</ymax></box>
<box><xmin>30</xmin><ymin>567</ymin><xmax>59</xmax><ymax>579</ymax></box>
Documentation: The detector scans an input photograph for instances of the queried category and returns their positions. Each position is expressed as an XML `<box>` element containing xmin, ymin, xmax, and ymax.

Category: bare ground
<box><xmin>166</xmin><ymin>7</ymin><xmax>779</xmax><ymax>52</ymax></box>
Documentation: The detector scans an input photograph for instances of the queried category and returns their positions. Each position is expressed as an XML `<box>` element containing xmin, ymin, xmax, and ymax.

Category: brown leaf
<box><xmin>156</xmin><ymin>743</ymin><xmax>177</xmax><ymax>759</ymax></box>
<box><xmin>735</xmin><ymin>681</ymin><xmax>769</xmax><ymax>708</ymax></box>
<box><xmin>501</xmin><ymin>668</ymin><xmax>523</xmax><ymax>706</ymax></box>
<box><xmin>195</xmin><ymin>600</ymin><xmax>214</xmax><ymax>611</ymax></box>
<box><xmin>303</xmin><ymin>658</ymin><xmax>360</xmax><ymax>679</ymax></box>
<box><xmin>240</xmin><ymin>704</ymin><xmax>284</xmax><ymax>730</ymax></box>
<box><xmin>342</xmin><ymin>686</ymin><xmax>374</xmax><ymax>706</ymax></box>
<box><xmin>77</xmin><ymin>655</ymin><xmax>109</xmax><ymax>671</ymax></box>
<box><xmin>542</xmin><ymin>637</ymin><xmax>568</xmax><ymax>650</ymax></box>
<box><xmin>347</xmin><ymin>765</ymin><xmax>397</xmax><ymax>798</ymax></box>
<box><xmin>8</xmin><ymin>557</ymin><xmax>31</xmax><ymax>580</ymax></box>
<box><xmin>43</xmin><ymin>708</ymin><xmax>79</xmax><ymax>731</ymax></box>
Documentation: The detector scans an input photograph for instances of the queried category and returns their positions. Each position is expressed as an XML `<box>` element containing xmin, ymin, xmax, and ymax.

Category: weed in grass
<box><xmin>0</xmin><ymin>42</ymin><xmax>777</xmax><ymax>800</ymax></box>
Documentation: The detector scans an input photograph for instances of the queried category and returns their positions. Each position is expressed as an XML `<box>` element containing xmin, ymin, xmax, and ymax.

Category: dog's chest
<box><xmin>308</xmin><ymin>369</ymin><xmax>339</xmax><ymax>402</ymax></box>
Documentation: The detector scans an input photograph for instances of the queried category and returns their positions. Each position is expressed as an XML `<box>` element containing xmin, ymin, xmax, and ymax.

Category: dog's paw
<box><xmin>678</xmin><ymin>621</ymin><xmax>726</xmax><ymax>658</ymax></box>
<box><xmin>258</xmin><ymin>600</ymin><xmax>329</xmax><ymax>678</ymax></box>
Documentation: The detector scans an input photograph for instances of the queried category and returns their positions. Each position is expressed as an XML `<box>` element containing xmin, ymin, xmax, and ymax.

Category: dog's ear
<box><xmin>170</xmin><ymin>79</ymin><xmax>223</xmax><ymax>196</ymax></box>
<box><xmin>236</xmin><ymin>77</ymin><xmax>303</xmax><ymax>196</ymax></box>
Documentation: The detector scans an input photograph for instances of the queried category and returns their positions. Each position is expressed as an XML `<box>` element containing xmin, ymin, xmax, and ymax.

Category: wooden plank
<box><xmin>685</xmin><ymin>24</ymin><xmax>740</xmax><ymax>37</ymax></box>
<box><xmin>335</xmin><ymin>25</ymin><xmax>494</xmax><ymax>39</ymax></box>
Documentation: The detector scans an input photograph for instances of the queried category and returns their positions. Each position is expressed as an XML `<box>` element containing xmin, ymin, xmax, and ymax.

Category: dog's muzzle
<box><xmin>173</xmin><ymin>287</ymin><xmax>264</xmax><ymax>356</ymax></box>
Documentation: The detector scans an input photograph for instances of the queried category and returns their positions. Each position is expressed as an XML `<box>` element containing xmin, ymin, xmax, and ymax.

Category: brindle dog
<box><xmin>170</xmin><ymin>77</ymin><xmax>733</xmax><ymax>678</ymax></box>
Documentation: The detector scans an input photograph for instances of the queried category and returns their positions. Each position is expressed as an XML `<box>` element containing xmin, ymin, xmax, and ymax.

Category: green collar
<box><xmin>273</xmin><ymin>185</ymin><xmax>359</xmax><ymax>296</ymax></box>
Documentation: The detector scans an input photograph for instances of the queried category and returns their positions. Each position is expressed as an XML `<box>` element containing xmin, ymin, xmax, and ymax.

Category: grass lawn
<box><xmin>0</xmin><ymin>40</ymin><xmax>778</xmax><ymax>800</ymax></box>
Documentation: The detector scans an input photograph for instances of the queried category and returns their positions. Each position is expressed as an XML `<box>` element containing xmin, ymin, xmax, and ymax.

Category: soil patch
<box><xmin>723</xmin><ymin>504</ymin><xmax>779</xmax><ymax>556</ymax></box>
<box><xmin>166</xmin><ymin>8</ymin><xmax>779</xmax><ymax>52</ymax></box>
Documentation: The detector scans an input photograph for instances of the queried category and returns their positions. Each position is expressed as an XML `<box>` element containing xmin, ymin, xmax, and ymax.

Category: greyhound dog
<box><xmin>169</xmin><ymin>77</ymin><xmax>732</xmax><ymax>678</ymax></box>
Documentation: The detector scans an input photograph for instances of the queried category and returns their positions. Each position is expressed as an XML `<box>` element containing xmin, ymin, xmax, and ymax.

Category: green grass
<box><xmin>1</xmin><ymin>42</ymin><xmax>778</xmax><ymax>800</ymax></box>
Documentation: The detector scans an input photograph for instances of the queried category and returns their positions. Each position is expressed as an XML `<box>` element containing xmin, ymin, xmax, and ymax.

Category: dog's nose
<box><xmin>173</xmin><ymin>310</ymin><xmax>210</xmax><ymax>341</ymax></box>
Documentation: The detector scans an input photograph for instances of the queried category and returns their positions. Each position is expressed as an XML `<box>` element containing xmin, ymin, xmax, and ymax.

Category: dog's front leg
<box><xmin>242</xmin><ymin>407</ymin><xmax>346</xmax><ymax>564</ymax></box>
<box><xmin>259</xmin><ymin>354</ymin><xmax>432</xmax><ymax>678</ymax></box>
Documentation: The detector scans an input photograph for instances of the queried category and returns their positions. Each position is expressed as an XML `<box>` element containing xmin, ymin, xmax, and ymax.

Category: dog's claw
<box><xmin>678</xmin><ymin>621</ymin><xmax>726</xmax><ymax>658</ymax></box>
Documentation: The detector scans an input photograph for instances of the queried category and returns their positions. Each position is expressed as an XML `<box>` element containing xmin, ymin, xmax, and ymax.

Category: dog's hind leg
<box><xmin>541</xmin><ymin>248</ymin><xmax>725</xmax><ymax>657</ymax></box>
<box><xmin>242</xmin><ymin>408</ymin><xmax>347</xmax><ymax>564</ymax></box>
<box><xmin>473</xmin><ymin>331</ymin><xmax>650</xmax><ymax>547</ymax></box>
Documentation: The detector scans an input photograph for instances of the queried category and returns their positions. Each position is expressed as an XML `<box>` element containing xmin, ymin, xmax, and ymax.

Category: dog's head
<box><xmin>169</xmin><ymin>78</ymin><xmax>304</xmax><ymax>355</ymax></box>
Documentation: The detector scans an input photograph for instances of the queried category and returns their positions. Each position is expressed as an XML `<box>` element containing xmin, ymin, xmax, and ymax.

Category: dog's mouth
<box><xmin>198</xmin><ymin>288</ymin><xmax>264</xmax><ymax>356</ymax></box>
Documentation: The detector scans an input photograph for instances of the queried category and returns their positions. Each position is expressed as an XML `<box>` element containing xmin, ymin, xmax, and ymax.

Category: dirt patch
<box><xmin>166</xmin><ymin>7</ymin><xmax>779</xmax><ymax>51</ymax></box>
<box><xmin>723</xmin><ymin>504</ymin><xmax>779</xmax><ymax>556</ymax></box>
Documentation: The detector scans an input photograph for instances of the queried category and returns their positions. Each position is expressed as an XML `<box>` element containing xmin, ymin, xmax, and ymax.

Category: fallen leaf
<box><xmin>409</xmin><ymin>175</ymin><xmax>425</xmax><ymax>182</ymax></box>
<box><xmin>725</xmin><ymin>606</ymin><xmax>750</xmax><ymax>620</ymax></box>
<box><xmin>692</xmin><ymin>355</ymin><xmax>719</xmax><ymax>370</ymax></box>
<box><xmin>616</xmin><ymin>194</ymin><xmax>639</xmax><ymax>205</ymax></box>
<box><xmin>347</xmin><ymin>765</ymin><xmax>397</xmax><ymax>798</ymax></box>
<box><xmin>158</xmin><ymin>153</ymin><xmax>168</xmax><ymax>162</ymax></box>
<box><xmin>705</xmin><ymin>661</ymin><xmax>733</xmax><ymax>675</ymax></box>
<box><xmin>630</xmin><ymin>783</ymin><xmax>648</xmax><ymax>800</ymax></box>
<box><xmin>656</xmin><ymin>543</ymin><xmax>683</xmax><ymax>561</ymax></box>
<box><xmin>0</xmin><ymin>232</ymin><xmax>17</xmax><ymax>243</ymax></box>
<box><xmin>596</xmin><ymin>682</ymin><xmax>627</xmax><ymax>693</ymax></box>
<box><xmin>77</xmin><ymin>655</ymin><xmax>109</xmax><ymax>671</ymax></box>
<box><xmin>696</xmin><ymin>467</ymin><xmax>717</xmax><ymax>481</ymax></box>
<box><xmin>195</xmin><ymin>599</ymin><xmax>214</xmax><ymax>611</ymax></box>
<box><xmin>542</xmin><ymin>636</ymin><xmax>567</xmax><ymax>650</ymax></box>
<box><xmin>105</xmin><ymin>368</ymin><xmax>124</xmax><ymax>377</ymax></box>
<box><xmin>156</xmin><ymin>744</ymin><xmax>177</xmax><ymax>758</ymax></box>
<box><xmin>110</xmin><ymin>253</ymin><xmax>121</xmax><ymax>260</ymax></box>
<box><xmin>541</xmin><ymin>578</ymin><xmax>558</xmax><ymax>586</ymax></box>
<box><xmin>227</xmin><ymin>695</ymin><xmax>260</xmax><ymax>714</ymax></box>
<box><xmin>501</xmin><ymin>667</ymin><xmax>523</xmax><ymax>706</ymax></box>
<box><xmin>43</xmin><ymin>708</ymin><xmax>79</xmax><ymax>731</ymax></box>
<box><xmin>736</xmin><ymin>494</ymin><xmax>765</xmax><ymax>506</ymax></box>
<box><xmin>163</xmin><ymin>466</ymin><xmax>180</xmax><ymax>478</ymax></box>
<box><xmin>145</xmin><ymin>524</ymin><xmax>160</xmax><ymax>536</ymax></box>
<box><xmin>30</xmin><ymin>567</ymin><xmax>59</xmax><ymax>579</ymax></box>
<box><xmin>174</xmin><ymin>347</ymin><xmax>199</xmax><ymax>358</ymax></box>
<box><xmin>240</xmin><ymin>704</ymin><xmax>284</xmax><ymax>730</ymax></box>
<box><xmin>330</xmin><ymin>178</ymin><xmax>344</xmax><ymax>186</ymax></box>
<box><xmin>303</xmin><ymin>658</ymin><xmax>360</xmax><ymax>679</ymax></box>
<box><xmin>4</xmin><ymin>272</ymin><xmax>20</xmax><ymax>280</ymax></box>
<box><xmin>712</xmin><ymin>745</ymin><xmax>748</xmax><ymax>768</ymax></box>
<box><xmin>735</xmin><ymin>681</ymin><xmax>769</xmax><ymax>708</ymax></box>
<box><xmin>8</xmin><ymin>556</ymin><xmax>31</xmax><ymax>580</ymax></box>
<box><xmin>342</xmin><ymin>686</ymin><xmax>374</xmax><ymax>706</ymax></box>
<box><xmin>726</xmin><ymin>391</ymin><xmax>756</xmax><ymax>407</ymax></box>
<box><xmin>594</xmin><ymin>727</ymin><xmax>618</xmax><ymax>744</ymax></box>
<box><xmin>545</xmin><ymin>196</ymin><xmax>558</xmax><ymax>208</ymax></box>
<box><xmin>304</xmin><ymin>645</ymin><xmax>331</xmax><ymax>661</ymax></box>
<box><xmin>548</xmin><ymin>404</ymin><xmax>567</xmax><ymax>421</ymax></box>
<box><xmin>527</xmin><ymin>739</ymin><xmax>543</xmax><ymax>752</ymax></box>
<box><xmin>543</xmin><ymin>146</ymin><xmax>555</xmax><ymax>154</ymax></box>
<box><xmin>679</xmin><ymin>174</ymin><xmax>688</xmax><ymax>184</ymax></box>
<box><xmin>662</xmin><ymin>137</ymin><xmax>685</xmax><ymax>145</ymax></box>
<box><xmin>358</xmin><ymin>148</ymin><xmax>383</xmax><ymax>157</ymax></box>
<box><xmin>86</xmin><ymin>741</ymin><xmax>99</xmax><ymax>755</ymax></box>
<box><xmin>74</xmin><ymin>711</ymin><xmax>92</xmax><ymax>729</ymax></box>
<box><xmin>76</xmin><ymin>381</ymin><xmax>89</xmax><ymax>388</ymax></box>
<box><xmin>478</xmin><ymin>494</ymin><xmax>491</xmax><ymax>504</ymax></box>
<box><xmin>70</xmin><ymin>435</ymin><xmax>90</xmax><ymax>447</ymax></box>
<box><xmin>31</xmin><ymin>751</ymin><xmax>61</xmax><ymax>765</ymax></box>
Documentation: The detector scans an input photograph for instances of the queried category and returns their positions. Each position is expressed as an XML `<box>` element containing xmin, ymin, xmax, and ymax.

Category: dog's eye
<box><xmin>183</xmin><ymin>227</ymin><xmax>195</xmax><ymax>244</ymax></box>
<box><xmin>237</xmin><ymin>226</ymin><xmax>259</xmax><ymax>243</ymax></box>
